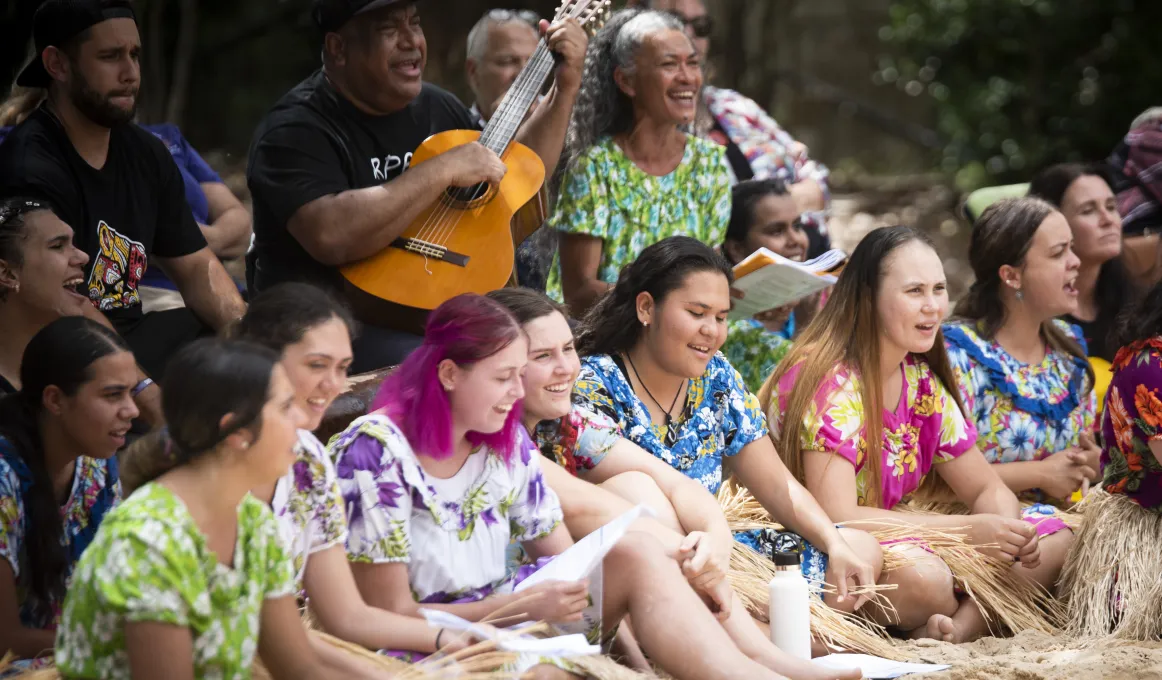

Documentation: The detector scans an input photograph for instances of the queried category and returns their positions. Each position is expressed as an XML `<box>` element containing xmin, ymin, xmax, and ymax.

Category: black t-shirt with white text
<box><xmin>0</xmin><ymin>108</ymin><xmax>206</xmax><ymax>325</ymax></box>
<box><xmin>247</xmin><ymin>71</ymin><xmax>479</xmax><ymax>292</ymax></box>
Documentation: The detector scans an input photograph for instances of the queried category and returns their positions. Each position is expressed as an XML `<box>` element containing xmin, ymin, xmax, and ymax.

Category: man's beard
<box><xmin>69</xmin><ymin>74</ymin><xmax>137</xmax><ymax>128</ymax></box>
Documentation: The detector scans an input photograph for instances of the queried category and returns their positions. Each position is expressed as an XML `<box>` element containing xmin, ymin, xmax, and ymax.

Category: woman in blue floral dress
<box><xmin>571</xmin><ymin>236</ymin><xmax>881</xmax><ymax>613</ymax></box>
<box><xmin>331</xmin><ymin>293</ymin><xmax>804</xmax><ymax>680</ymax></box>
<box><xmin>944</xmin><ymin>197</ymin><xmax>1100</xmax><ymax>504</ymax></box>
<box><xmin>0</xmin><ymin>318</ymin><xmax>136</xmax><ymax>669</ymax></box>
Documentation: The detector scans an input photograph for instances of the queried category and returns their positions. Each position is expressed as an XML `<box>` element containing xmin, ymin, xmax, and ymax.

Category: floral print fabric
<box><xmin>572</xmin><ymin>353</ymin><xmax>768</xmax><ymax>495</ymax></box>
<box><xmin>1101</xmin><ymin>337</ymin><xmax>1162</xmax><ymax>510</ymax></box>
<box><xmin>55</xmin><ymin>483</ymin><xmax>296</xmax><ymax>679</ymax></box>
<box><xmin>534</xmin><ymin>405</ymin><xmax>621</xmax><ymax>476</ymax></box>
<box><xmin>0</xmin><ymin>437</ymin><xmax>120</xmax><ymax>632</ymax></box>
<box><xmin>270</xmin><ymin>430</ymin><xmax>348</xmax><ymax>590</ymax></box>
<box><xmin>724</xmin><ymin>318</ymin><xmax>794</xmax><ymax>393</ymax></box>
<box><xmin>767</xmin><ymin>354</ymin><xmax>977</xmax><ymax>510</ymax></box>
<box><xmin>331</xmin><ymin>414</ymin><xmax>563</xmax><ymax>603</ymax></box>
<box><xmin>545</xmin><ymin>135</ymin><xmax>732</xmax><ymax>300</ymax></box>
<box><xmin>944</xmin><ymin>319</ymin><xmax>1096</xmax><ymax>467</ymax></box>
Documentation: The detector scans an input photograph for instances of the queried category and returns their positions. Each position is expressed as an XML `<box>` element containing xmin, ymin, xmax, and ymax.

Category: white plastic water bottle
<box><xmin>768</xmin><ymin>551</ymin><xmax>812</xmax><ymax>660</ymax></box>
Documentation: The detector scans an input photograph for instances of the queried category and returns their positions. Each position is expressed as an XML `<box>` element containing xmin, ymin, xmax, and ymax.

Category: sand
<box><xmin>889</xmin><ymin>631</ymin><xmax>1162</xmax><ymax>679</ymax></box>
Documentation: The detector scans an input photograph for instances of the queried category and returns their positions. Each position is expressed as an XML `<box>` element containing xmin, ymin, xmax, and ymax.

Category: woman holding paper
<box><xmin>570</xmin><ymin>236</ymin><xmax>882</xmax><ymax>612</ymax></box>
<box><xmin>329</xmin><ymin>293</ymin><xmax>803</xmax><ymax>680</ymax></box>
<box><xmin>760</xmin><ymin>224</ymin><xmax>1072</xmax><ymax>643</ymax></box>
<box><xmin>721</xmin><ymin>178</ymin><xmax>821</xmax><ymax>391</ymax></box>
<box><xmin>490</xmin><ymin>286</ymin><xmax>865</xmax><ymax>680</ymax></box>
<box><xmin>942</xmin><ymin>198</ymin><xmax>1100</xmax><ymax>503</ymax></box>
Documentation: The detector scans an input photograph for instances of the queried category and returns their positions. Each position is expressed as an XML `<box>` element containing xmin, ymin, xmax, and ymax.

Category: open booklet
<box><xmin>729</xmin><ymin>248</ymin><xmax>846</xmax><ymax>321</ymax></box>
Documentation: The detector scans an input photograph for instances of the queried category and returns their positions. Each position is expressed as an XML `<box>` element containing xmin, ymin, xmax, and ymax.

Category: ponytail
<box><xmin>120</xmin><ymin>428</ymin><xmax>182</xmax><ymax>496</ymax></box>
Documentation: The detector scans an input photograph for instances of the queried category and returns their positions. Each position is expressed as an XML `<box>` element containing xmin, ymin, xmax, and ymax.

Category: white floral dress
<box><xmin>55</xmin><ymin>483</ymin><xmax>296</xmax><ymax>679</ymax></box>
<box><xmin>270</xmin><ymin>430</ymin><xmax>348</xmax><ymax>591</ymax></box>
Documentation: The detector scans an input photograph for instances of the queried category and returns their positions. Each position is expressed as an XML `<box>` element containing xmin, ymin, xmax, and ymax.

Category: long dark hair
<box><xmin>121</xmin><ymin>339</ymin><xmax>280</xmax><ymax>494</ymax></box>
<box><xmin>231</xmin><ymin>282</ymin><xmax>356</xmax><ymax>354</ymax></box>
<box><xmin>758</xmin><ymin>226</ymin><xmax>964</xmax><ymax>506</ymax></box>
<box><xmin>0</xmin><ymin>316</ymin><xmax>129</xmax><ymax>610</ymax></box>
<box><xmin>1113</xmin><ymin>277</ymin><xmax>1162</xmax><ymax>349</ymax></box>
<box><xmin>575</xmin><ymin>236</ymin><xmax>733</xmax><ymax>357</ymax></box>
<box><xmin>1028</xmin><ymin>162</ymin><xmax>1135</xmax><ymax>358</ymax></box>
<box><xmin>953</xmin><ymin>196</ymin><xmax>1094</xmax><ymax>389</ymax></box>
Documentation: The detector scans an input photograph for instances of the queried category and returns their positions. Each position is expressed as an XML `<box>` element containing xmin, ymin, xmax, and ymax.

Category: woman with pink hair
<box><xmin>329</xmin><ymin>294</ymin><xmax>853</xmax><ymax>679</ymax></box>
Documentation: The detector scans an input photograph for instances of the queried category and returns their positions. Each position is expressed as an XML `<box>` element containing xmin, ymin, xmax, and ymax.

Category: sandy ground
<box><xmin>887</xmin><ymin>631</ymin><xmax>1162</xmax><ymax>679</ymax></box>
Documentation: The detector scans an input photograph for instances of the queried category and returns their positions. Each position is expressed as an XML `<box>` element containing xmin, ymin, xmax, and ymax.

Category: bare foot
<box><xmin>908</xmin><ymin>613</ymin><xmax>960</xmax><ymax>643</ymax></box>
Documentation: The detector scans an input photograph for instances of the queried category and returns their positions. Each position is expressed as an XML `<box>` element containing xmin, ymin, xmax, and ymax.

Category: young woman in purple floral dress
<box><xmin>1061</xmin><ymin>278</ymin><xmax>1162</xmax><ymax>639</ymax></box>
<box><xmin>762</xmin><ymin>225</ymin><xmax>1071</xmax><ymax>644</ymax></box>
<box><xmin>329</xmin><ymin>293</ymin><xmax>804</xmax><ymax>680</ymax></box>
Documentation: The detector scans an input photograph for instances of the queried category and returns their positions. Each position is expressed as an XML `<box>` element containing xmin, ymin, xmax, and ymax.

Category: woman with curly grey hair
<box><xmin>545</xmin><ymin>8</ymin><xmax>733</xmax><ymax>317</ymax></box>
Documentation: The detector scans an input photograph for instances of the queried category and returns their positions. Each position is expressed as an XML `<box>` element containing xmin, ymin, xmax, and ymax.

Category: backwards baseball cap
<box><xmin>17</xmin><ymin>0</ymin><xmax>137</xmax><ymax>88</ymax></box>
<box><xmin>312</xmin><ymin>0</ymin><xmax>421</xmax><ymax>34</ymax></box>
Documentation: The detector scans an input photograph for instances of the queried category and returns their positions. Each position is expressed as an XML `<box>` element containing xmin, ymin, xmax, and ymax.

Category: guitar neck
<box><xmin>479</xmin><ymin>42</ymin><xmax>556</xmax><ymax>156</ymax></box>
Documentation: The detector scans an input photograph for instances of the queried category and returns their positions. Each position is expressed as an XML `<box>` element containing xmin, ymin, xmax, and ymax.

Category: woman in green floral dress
<box><xmin>547</xmin><ymin>9</ymin><xmax>732</xmax><ymax>316</ymax></box>
<box><xmin>55</xmin><ymin>339</ymin><xmax>389</xmax><ymax>680</ymax></box>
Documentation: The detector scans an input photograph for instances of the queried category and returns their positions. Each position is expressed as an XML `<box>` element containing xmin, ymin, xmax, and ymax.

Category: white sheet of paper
<box><xmin>812</xmin><ymin>654</ymin><xmax>950</xmax><ymax>678</ymax></box>
<box><xmin>417</xmin><ymin>609</ymin><xmax>600</xmax><ymax>657</ymax></box>
<box><xmin>514</xmin><ymin>504</ymin><xmax>655</xmax><ymax>592</ymax></box>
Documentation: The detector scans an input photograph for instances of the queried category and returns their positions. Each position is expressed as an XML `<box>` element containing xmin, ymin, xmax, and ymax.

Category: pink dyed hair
<box><xmin>370</xmin><ymin>294</ymin><xmax>526</xmax><ymax>463</ymax></box>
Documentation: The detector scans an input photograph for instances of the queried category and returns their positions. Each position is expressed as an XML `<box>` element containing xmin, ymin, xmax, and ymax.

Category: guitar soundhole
<box><xmin>446</xmin><ymin>181</ymin><xmax>492</xmax><ymax>207</ymax></box>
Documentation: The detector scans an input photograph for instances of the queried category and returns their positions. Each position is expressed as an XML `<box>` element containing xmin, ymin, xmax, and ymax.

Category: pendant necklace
<box><xmin>625</xmin><ymin>352</ymin><xmax>687</xmax><ymax>440</ymax></box>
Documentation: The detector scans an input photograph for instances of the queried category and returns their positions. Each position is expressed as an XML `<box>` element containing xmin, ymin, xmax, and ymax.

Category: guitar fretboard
<box><xmin>478</xmin><ymin>41</ymin><xmax>557</xmax><ymax>157</ymax></box>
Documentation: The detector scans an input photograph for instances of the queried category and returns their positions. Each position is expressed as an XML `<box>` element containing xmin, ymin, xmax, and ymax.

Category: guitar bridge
<box><xmin>390</xmin><ymin>238</ymin><xmax>470</xmax><ymax>267</ymax></box>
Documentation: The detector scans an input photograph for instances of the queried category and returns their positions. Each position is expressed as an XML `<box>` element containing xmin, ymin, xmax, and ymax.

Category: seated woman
<box><xmin>0</xmin><ymin>317</ymin><xmax>136</xmax><ymax>667</ymax></box>
<box><xmin>762</xmin><ymin>224</ymin><xmax>1071</xmax><ymax>644</ymax></box>
<box><xmin>330</xmin><ymin>293</ymin><xmax>799</xmax><ymax>680</ymax></box>
<box><xmin>224</xmin><ymin>283</ymin><xmax>475</xmax><ymax>656</ymax></box>
<box><xmin>1028</xmin><ymin>163</ymin><xmax>1136</xmax><ymax>363</ymax></box>
<box><xmin>1061</xmin><ymin>277</ymin><xmax>1162</xmax><ymax>639</ymax></box>
<box><xmin>0</xmin><ymin>197</ymin><xmax>93</xmax><ymax>395</ymax></box>
<box><xmin>491</xmin><ymin>286</ymin><xmax>860</xmax><ymax>680</ymax></box>
<box><xmin>721</xmin><ymin>178</ymin><xmax>811</xmax><ymax>391</ymax></box>
<box><xmin>56</xmin><ymin>339</ymin><xmax>387</xmax><ymax>679</ymax></box>
<box><xmin>943</xmin><ymin>197</ymin><xmax>1100</xmax><ymax>503</ymax></box>
<box><xmin>547</xmin><ymin>8</ymin><xmax>732</xmax><ymax>316</ymax></box>
<box><xmin>570</xmin><ymin>235</ymin><xmax>881</xmax><ymax>610</ymax></box>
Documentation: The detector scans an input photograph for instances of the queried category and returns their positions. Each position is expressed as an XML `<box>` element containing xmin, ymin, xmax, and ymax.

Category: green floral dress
<box><xmin>545</xmin><ymin>135</ymin><xmax>733</xmax><ymax>300</ymax></box>
<box><xmin>55</xmin><ymin>483</ymin><xmax>296</xmax><ymax>679</ymax></box>
<box><xmin>724</xmin><ymin>318</ymin><xmax>794</xmax><ymax>392</ymax></box>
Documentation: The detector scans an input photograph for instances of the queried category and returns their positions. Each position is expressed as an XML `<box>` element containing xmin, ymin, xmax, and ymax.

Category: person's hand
<box><xmin>1077</xmin><ymin>432</ymin><xmax>1102</xmax><ymax>482</ymax></box>
<box><xmin>967</xmin><ymin>514</ymin><xmax>1036</xmax><ymax>562</ymax></box>
<box><xmin>439</xmin><ymin>142</ymin><xmax>507</xmax><ymax>188</ymax></box>
<box><xmin>677</xmin><ymin>532</ymin><xmax>732</xmax><ymax>619</ymax></box>
<box><xmin>753</xmin><ymin>304</ymin><xmax>795</xmax><ymax>328</ymax></box>
<box><xmin>1015</xmin><ymin>530</ymin><xmax>1041</xmax><ymax>569</ymax></box>
<box><xmin>134</xmin><ymin>382</ymin><xmax>164</xmax><ymax>430</ymax></box>
<box><xmin>516</xmin><ymin>579</ymin><xmax>590</xmax><ymax>624</ymax></box>
<box><xmin>437</xmin><ymin>623</ymin><xmax>500</xmax><ymax>655</ymax></box>
<box><xmin>1038</xmin><ymin>448</ymin><xmax>1096</xmax><ymax>500</ymax></box>
<box><xmin>824</xmin><ymin>538</ymin><xmax>875</xmax><ymax>611</ymax></box>
<box><xmin>540</xmin><ymin>18</ymin><xmax>589</xmax><ymax>94</ymax></box>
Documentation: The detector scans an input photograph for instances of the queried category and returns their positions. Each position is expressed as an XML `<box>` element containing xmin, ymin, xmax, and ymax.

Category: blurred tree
<box><xmin>878</xmin><ymin>0</ymin><xmax>1161</xmax><ymax>189</ymax></box>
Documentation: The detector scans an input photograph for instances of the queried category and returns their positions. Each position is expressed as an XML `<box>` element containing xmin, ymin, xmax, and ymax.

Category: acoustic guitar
<box><xmin>340</xmin><ymin>0</ymin><xmax>609</xmax><ymax>313</ymax></box>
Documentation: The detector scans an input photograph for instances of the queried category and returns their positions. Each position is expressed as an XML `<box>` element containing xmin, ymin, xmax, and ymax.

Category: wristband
<box><xmin>132</xmin><ymin>378</ymin><xmax>155</xmax><ymax>398</ymax></box>
<box><xmin>435</xmin><ymin>628</ymin><xmax>445</xmax><ymax>649</ymax></box>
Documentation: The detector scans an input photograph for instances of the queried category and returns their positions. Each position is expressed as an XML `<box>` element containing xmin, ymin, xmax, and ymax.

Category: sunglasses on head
<box><xmin>665</xmin><ymin>10</ymin><xmax>714</xmax><ymax>39</ymax></box>
<box><xmin>484</xmin><ymin>8</ymin><xmax>542</xmax><ymax>27</ymax></box>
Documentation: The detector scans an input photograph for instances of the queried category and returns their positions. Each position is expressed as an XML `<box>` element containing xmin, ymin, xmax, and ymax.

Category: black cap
<box><xmin>17</xmin><ymin>0</ymin><xmax>137</xmax><ymax>88</ymax></box>
<box><xmin>312</xmin><ymin>0</ymin><xmax>420</xmax><ymax>34</ymax></box>
<box><xmin>773</xmin><ymin>551</ymin><xmax>802</xmax><ymax>568</ymax></box>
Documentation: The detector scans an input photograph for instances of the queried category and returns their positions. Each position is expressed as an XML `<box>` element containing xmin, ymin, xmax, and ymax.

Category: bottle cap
<box><xmin>773</xmin><ymin>551</ymin><xmax>801</xmax><ymax>568</ymax></box>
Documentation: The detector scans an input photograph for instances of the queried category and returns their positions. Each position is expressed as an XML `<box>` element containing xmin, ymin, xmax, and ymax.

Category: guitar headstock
<box><xmin>555</xmin><ymin>0</ymin><xmax>612</xmax><ymax>36</ymax></box>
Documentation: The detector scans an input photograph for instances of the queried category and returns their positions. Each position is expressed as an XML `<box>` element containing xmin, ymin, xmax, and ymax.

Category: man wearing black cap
<box><xmin>247</xmin><ymin>0</ymin><xmax>587</xmax><ymax>372</ymax></box>
<box><xmin>0</xmin><ymin>0</ymin><xmax>245</xmax><ymax>384</ymax></box>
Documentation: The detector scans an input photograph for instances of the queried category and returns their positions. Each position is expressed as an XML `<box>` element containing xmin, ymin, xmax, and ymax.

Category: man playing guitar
<box><xmin>247</xmin><ymin>0</ymin><xmax>587</xmax><ymax>371</ymax></box>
